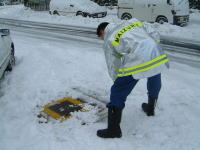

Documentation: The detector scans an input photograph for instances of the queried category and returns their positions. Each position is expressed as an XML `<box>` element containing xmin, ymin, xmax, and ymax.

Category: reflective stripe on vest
<box><xmin>156</xmin><ymin>40</ymin><xmax>161</xmax><ymax>43</ymax></box>
<box><xmin>112</xmin><ymin>22</ymin><xmax>143</xmax><ymax>48</ymax></box>
<box><xmin>117</xmin><ymin>54</ymin><xmax>169</xmax><ymax>77</ymax></box>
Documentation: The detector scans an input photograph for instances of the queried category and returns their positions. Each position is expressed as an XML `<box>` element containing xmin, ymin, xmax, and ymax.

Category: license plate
<box><xmin>179</xmin><ymin>17</ymin><xmax>184</xmax><ymax>22</ymax></box>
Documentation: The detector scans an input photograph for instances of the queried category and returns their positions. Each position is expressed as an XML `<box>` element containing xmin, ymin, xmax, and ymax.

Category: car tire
<box><xmin>121</xmin><ymin>13</ymin><xmax>132</xmax><ymax>20</ymax></box>
<box><xmin>53</xmin><ymin>10</ymin><xmax>59</xmax><ymax>15</ymax></box>
<box><xmin>76</xmin><ymin>11</ymin><xmax>82</xmax><ymax>16</ymax></box>
<box><xmin>156</xmin><ymin>16</ymin><xmax>168</xmax><ymax>24</ymax></box>
<box><xmin>6</xmin><ymin>46</ymin><xmax>15</xmax><ymax>72</ymax></box>
<box><xmin>82</xmin><ymin>12</ymin><xmax>88</xmax><ymax>17</ymax></box>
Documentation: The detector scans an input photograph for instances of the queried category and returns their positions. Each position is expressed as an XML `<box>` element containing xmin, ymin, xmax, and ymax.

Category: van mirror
<box><xmin>167</xmin><ymin>0</ymin><xmax>172</xmax><ymax>5</ymax></box>
<box><xmin>70</xmin><ymin>4</ymin><xmax>74</xmax><ymax>7</ymax></box>
<box><xmin>0</xmin><ymin>29</ymin><xmax>10</xmax><ymax>37</ymax></box>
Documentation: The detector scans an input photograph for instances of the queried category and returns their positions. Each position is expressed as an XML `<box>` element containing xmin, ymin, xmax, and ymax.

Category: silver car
<box><xmin>0</xmin><ymin>29</ymin><xmax>15</xmax><ymax>79</ymax></box>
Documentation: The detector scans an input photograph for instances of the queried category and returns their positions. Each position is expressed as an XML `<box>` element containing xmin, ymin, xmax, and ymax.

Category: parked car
<box><xmin>0</xmin><ymin>29</ymin><xmax>15</xmax><ymax>79</ymax></box>
<box><xmin>118</xmin><ymin>0</ymin><xmax>189</xmax><ymax>26</ymax></box>
<box><xmin>49</xmin><ymin>0</ymin><xmax>107</xmax><ymax>18</ymax></box>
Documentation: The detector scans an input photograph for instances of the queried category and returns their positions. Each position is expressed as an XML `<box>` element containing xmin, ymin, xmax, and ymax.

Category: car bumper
<box><xmin>173</xmin><ymin>15</ymin><xmax>189</xmax><ymax>26</ymax></box>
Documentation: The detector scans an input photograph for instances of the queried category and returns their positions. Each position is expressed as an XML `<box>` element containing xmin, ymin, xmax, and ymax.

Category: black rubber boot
<box><xmin>97</xmin><ymin>106</ymin><xmax>122</xmax><ymax>138</ymax></box>
<box><xmin>142</xmin><ymin>98</ymin><xmax>157</xmax><ymax>116</ymax></box>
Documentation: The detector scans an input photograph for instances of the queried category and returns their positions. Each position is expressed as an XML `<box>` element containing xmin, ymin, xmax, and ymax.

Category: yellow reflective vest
<box><xmin>103</xmin><ymin>19</ymin><xmax>169</xmax><ymax>81</ymax></box>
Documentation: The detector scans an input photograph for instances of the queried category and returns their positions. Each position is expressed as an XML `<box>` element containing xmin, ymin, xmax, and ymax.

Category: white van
<box><xmin>49</xmin><ymin>0</ymin><xmax>107</xmax><ymax>18</ymax></box>
<box><xmin>118</xmin><ymin>0</ymin><xmax>189</xmax><ymax>26</ymax></box>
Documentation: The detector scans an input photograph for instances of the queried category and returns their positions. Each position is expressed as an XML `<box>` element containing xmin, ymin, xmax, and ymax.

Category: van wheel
<box><xmin>53</xmin><ymin>10</ymin><xmax>59</xmax><ymax>15</ymax></box>
<box><xmin>121</xmin><ymin>13</ymin><xmax>132</xmax><ymax>20</ymax></box>
<box><xmin>6</xmin><ymin>47</ymin><xmax>15</xmax><ymax>72</ymax></box>
<box><xmin>156</xmin><ymin>16</ymin><xmax>168</xmax><ymax>24</ymax></box>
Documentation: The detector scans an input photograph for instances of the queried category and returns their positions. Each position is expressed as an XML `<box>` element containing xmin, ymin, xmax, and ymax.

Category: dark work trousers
<box><xmin>107</xmin><ymin>74</ymin><xmax>161</xmax><ymax>109</ymax></box>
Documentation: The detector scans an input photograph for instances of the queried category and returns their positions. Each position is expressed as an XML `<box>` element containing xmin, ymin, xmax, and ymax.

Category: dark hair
<box><xmin>96</xmin><ymin>22</ymin><xmax>109</xmax><ymax>37</ymax></box>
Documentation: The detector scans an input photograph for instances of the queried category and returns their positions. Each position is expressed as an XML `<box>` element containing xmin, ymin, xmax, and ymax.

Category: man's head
<box><xmin>97</xmin><ymin>22</ymin><xmax>109</xmax><ymax>40</ymax></box>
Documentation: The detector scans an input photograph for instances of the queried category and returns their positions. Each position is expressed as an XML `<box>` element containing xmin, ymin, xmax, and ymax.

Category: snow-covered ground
<box><xmin>0</xmin><ymin>27</ymin><xmax>200</xmax><ymax>150</ymax></box>
<box><xmin>0</xmin><ymin>4</ymin><xmax>200</xmax><ymax>150</ymax></box>
<box><xmin>0</xmin><ymin>5</ymin><xmax>200</xmax><ymax>43</ymax></box>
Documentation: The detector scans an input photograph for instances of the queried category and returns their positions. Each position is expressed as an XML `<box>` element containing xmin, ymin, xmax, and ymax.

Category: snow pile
<box><xmin>0</xmin><ymin>5</ymin><xmax>200</xmax><ymax>42</ymax></box>
<box><xmin>152</xmin><ymin>21</ymin><xmax>200</xmax><ymax>44</ymax></box>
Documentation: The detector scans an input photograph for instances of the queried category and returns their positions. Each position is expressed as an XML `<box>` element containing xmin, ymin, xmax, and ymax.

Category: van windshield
<box><xmin>171</xmin><ymin>0</ymin><xmax>188</xmax><ymax>5</ymax></box>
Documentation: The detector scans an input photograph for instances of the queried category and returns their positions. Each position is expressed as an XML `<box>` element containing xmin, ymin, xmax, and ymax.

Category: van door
<box><xmin>151</xmin><ymin>0</ymin><xmax>174</xmax><ymax>24</ymax></box>
<box><xmin>134</xmin><ymin>0</ymin><xmax>152</xmax><ymax>22</ymax></box>
<box><xmin>150</xmin><ymin>0</ymin><xmax>162</xmax><ymax>22</ymax></box>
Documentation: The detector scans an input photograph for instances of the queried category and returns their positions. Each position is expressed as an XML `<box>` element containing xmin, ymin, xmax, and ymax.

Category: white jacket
<box><xmin>103</xmin><ymin>19</ymin><xmax>169</xmax><ymax>81</ymax></box>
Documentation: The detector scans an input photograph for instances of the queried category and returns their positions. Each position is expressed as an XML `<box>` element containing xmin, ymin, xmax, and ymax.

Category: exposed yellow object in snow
<box><xmin>43</xmin><ymin>97</ymin><xmax>85</xmax><ymax>121</ymax></box>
